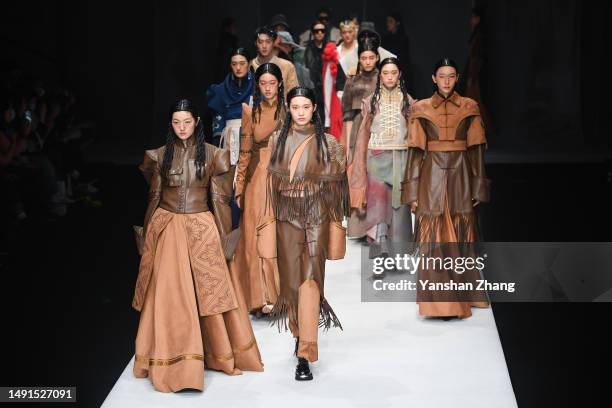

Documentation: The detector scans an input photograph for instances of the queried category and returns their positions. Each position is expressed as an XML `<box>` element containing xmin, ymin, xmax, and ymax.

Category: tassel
<box><xmin>269</xmin><ymin>296</ymin><xmax>343</xmax><ymax>333</ymax></box>
<box><xmin>267</xmin><ymin>170</ymin><xmax>349</xmax><ymax>225</ymax></box>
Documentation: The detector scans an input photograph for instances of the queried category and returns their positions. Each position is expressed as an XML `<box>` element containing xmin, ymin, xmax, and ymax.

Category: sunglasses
<box><xmin>312</xmin><ymin>28</ymin><xmax>326</xmax><ymax>34</ymax></box>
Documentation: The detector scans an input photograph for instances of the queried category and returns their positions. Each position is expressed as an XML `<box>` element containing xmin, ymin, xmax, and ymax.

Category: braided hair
<box><xmin>252</xmin><ymin>63</ymin><xmax>285</xmax><ymax>124</ymax></box>
<box><xmin>271</xmin><ymin>86</ymin><xmax>330</xmax><ymax>164</ymax></box>
<box><xmin>160</xmin><ymin>98</ymin><xmax>206</xmax><ymax>181</ymax></box>
<box><xmin>370</xmin><ymin>57</ymin><xmax>411</xmax><ymax>116</ymax></box>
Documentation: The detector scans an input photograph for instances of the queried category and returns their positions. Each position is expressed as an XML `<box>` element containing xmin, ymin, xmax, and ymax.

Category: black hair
<box><xmin>356</xmin><ymin>35</ymin><xmax>380</xmax><ymax>74</ymax></box>
<box><xmin>370</xmin><ymin>57</ymin><xmax>411</xmax><ymax>116</ymax></box>
<box><xmin>253</xmin><ymin>26</ymin><xmax>277</xmax><ymax>42</ymax></box>
<box><xmin>230</xmin><ymin>47</ymin><xmax>250</xmax><ymax>62</ymax></box>
<box><xmin>252</xmin><ymin>63</ymin><xmax>285</xmax><ymax>123</ymax></box>
<box><xmin>271</xmin><ymin>86</ymin><xmax>329</xmax><ymax>164</ymax></box>
<box><xmin>160</xmin><ymin>99</ymin><xmax>205</xmax><ymax>182</ymax></box>
<box><xmin>387</xmin><ymin>11</ymin><xmax>402</xmax><ymax>22</ymax></box>
<box><xmin>316</xmin><ymin>6</ymin><xmax>332</xmax><ymax>18</ymax></box>
<box><xmin>432</xmin><ymin>57</ymin><xmax>459</xmax><ymax>75</ymax></box>
<box><xmin>311</xmin><ymin>21</ymin><xmax>327</xmax><ymax>31</ymax></box>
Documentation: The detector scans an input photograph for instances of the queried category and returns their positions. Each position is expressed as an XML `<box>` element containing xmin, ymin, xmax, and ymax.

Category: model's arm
<box><xmin>348</xmin><ymin>100</ymin><xmax>372</xmax><ymax>209</ymax></box>
<box><xmin>209</xmin><ymin>145</ymin><xmax>233</xmax><ymax>237</ymax></box>
<box><xmin>234</xmin><ymin>104</ymin><xmax>253</xmax><ymax>206</ymax></box>
<box><xmin>140</xmin><ymin>150</ymin><xmax>161</xmax><ymax>235</ymax></box>
<box><xmin>401</xmin><ymin>115</ymin><xmax>426</xmax><ymax>207</ymax></box>
<box><xmin>466</xmin><ymin>115</ymin><xmax>490</xmax><ymax>204</ymax></box>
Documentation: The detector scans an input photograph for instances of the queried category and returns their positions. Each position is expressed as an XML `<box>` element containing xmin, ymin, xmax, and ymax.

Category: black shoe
<box><xmin>295</xmin><ymin>357</ymin><xmax>313</xmax><ymax>381</ymax></box>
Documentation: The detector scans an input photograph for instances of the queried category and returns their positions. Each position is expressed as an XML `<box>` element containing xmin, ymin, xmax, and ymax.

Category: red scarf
<box><xmin>322</xmin><ymin>42</ymin><xmax>343</xmax><ymax>140</ymax></box>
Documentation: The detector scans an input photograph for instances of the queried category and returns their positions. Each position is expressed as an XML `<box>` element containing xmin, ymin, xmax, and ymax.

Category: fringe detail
<box><xmin>267</xmin><ymin>170</ymin><xmax>349</xmax><ymax>225</ymax></box>
<box><xmin>269</xmin><ymin>296</ymin><xmax>343</xmax><ymax>333</ymax></box>
<box><xmin>414</xmin><ymin>212</ymin><xmax>477</xmax><ymax>243</ymax></box>
<box><xmin>414</xmin><ymin>212</ymin><xmax>480</xmax><ymax>259</ymax></box>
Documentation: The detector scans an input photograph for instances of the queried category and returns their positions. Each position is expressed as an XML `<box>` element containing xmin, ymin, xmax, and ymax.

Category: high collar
<box><xmin>175</xmin><ymin>135</ymin><xmax>196</xmax><ymax>148</ymax></box>
<box><xmin>431</xmin><ymin>91</ymin><xmax>461</xmax><ymax>108</ymax></box>
<box><xmin>381</xmin><ymin>84</ymin><xmax>401</xmax><ymax>96</ymax></box>
<box><xmin>256</xmin><ymin>54</ymin><xmax>276</xmax><ymax>66</ymax></box>
<box><xmin>291</xmin><ymin>122</ymin><xmax>315</xmax><ymax>136</ymax></box>
<box><xmin>361</xmin><ymin>68</ymin><xmax>378</xmax><ymax>78</ymax></box>
<box><xmin>261</xmin><ymin>98</ymin><xmax>278</xmax><ymax>110</ymax></box>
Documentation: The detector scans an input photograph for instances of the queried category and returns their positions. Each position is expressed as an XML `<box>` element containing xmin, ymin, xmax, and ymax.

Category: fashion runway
<box><xmin>102</xmin><ymin>239</ymin><xmax>517</xmax><ymax>408</ymax></box>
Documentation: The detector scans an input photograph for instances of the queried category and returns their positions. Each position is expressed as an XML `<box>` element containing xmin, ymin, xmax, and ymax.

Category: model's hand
<box><xmin>411</xmin><ymin>201</ymin><xmax>418</xmax><ymax>213</ymax></box>
<box><xmin>472</xmin><ymin>199</ymin><xmax>480</xmax><ymax>207</ymax></box>
<box><xmin>236</xmin><ymin>195</ymin><xmax>242</xmax><ymax>209</ymax></box>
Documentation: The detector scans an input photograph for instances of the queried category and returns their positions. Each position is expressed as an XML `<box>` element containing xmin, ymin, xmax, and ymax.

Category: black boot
<box><xmin>295</xmin><ymin>357</ymin><xmax>313</xmax><ymax>381</ymax></box>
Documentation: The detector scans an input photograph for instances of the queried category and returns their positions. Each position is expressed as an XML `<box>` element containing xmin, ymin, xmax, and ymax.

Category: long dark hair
<box><xmin>271</xmin><ymin>86</ymin><xmax>329</xmax><ymax>164</ymax></box>
<box><xmin>160</xmin><ymin>98</ymin><xmax>205</xmax><ymax>181</ymax></box>
<box><xmin>252</xmin><ymin>63</ymin><xmax>285</xmax><ymax>123</ymax></box>
<box><xmin>370</xmin><ymin>57</ymin><xmax>411</xmax><ymax>116</ymax></box>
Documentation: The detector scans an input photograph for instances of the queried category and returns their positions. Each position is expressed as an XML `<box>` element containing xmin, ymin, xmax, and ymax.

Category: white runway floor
<box><xmin>102</xmin><ymin>239</ymin><xmax>517</xmax><ymax>408</ymax></box>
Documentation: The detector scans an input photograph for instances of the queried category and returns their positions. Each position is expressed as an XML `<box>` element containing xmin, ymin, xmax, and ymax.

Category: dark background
<box><xmin>1</xmin><ymin>1</ymin><xmax>610</xmax><ymax>407</ymax></box>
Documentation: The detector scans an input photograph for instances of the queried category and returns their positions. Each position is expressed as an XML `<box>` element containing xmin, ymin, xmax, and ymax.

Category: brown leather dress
<box><xmin>401</xmin><ymin>91</ymin><xmax>490</xmax><ymax>318</ymax></box>
<box><xmin>132</xmin><ymin>136</ymin><xmax>263</xmax><ymax>393</ymax></box>
<box><xmin>230</xmin><ymin>101</ymin><xmax>282</xmax><ymax>312</ymax></box>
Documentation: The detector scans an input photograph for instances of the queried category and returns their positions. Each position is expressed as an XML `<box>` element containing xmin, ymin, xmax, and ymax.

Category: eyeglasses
<box><xmin>312</xmin><ymin>28</ymin><xmax>326</xmax><ymax>34</ymax></box>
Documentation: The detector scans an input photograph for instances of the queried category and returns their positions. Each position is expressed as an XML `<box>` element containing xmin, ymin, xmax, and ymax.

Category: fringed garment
<box><xmin>266</xmin><ymin>124</ymin><xmax>349</xmax><ymax>340</ymax></box>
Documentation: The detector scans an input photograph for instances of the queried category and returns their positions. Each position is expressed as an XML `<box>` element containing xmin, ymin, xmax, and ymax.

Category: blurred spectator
<box><xmin>382</xmin><ymin>11</ymin><xmax>411</xmax><ymax>89</ymax></box>
<box><xmin>270</xmin><ymin>14</ymin><xmax>291</xmax><ymax>33</ymax></box>
<box><xmin>458</xmin><ymin>5</ymin><xmax>493</xmax><ymax>131</ymax></box>
<box><xmin>215</xmin><ymin>17</ymin><xmax>240</xmax><ymax>82</ymax></box>
<box><xmin>0</xmin><ymin>75</ymin><xmax>98</xmax><ymax>222</ymax></box>
<box><xmin>304</xmin><ymin>21</ymin><xmax>329</xmax><ymax>123</ymax></box>
<box><xmin>275</xmin><ymin>31</ymin><xmax>314</xmax><ymax>88</ymax></box>
<box><xmin>299</xmin><ymin>7</ymin><xmax>341</xmax><ymax>46</ymax></box>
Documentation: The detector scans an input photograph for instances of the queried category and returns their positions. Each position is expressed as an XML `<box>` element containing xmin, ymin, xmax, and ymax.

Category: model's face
<box><xmin>230</xmin><ymin>55</ymin><xmax>248</xmax><ymax>78</ymax></box>
<box><xmin>432</xmin><ymin>66</ymin><xmax>458</xmax><ymax>96</ymax></box>
<box><xmin>256</xmin><ymin>34</ymin><xmax>274</xmax><ymax>57</ymax></box>
<box><xmin>386</xmin><ymin>17</ymin><xmax>399</xmax><ymax>33</ymax></box>
<box><xmin>289</xmin><ymin>96</ymin><xmax>314</xmax><ymax>126</ymax></box>
<box><xmin>258</xmin><ymin>73</ymin><xmax>279</xmax><ymax>101</ymax></box>
<box><xmin>341</xmin><ymin>26</ymin><xmax>356</xmax><ymax>44</ymax></box>
<box><xmin>359</xmin><ymin>50</ymin><xmax>379</xmax><ymax>72</ymax></box>
<box><xmin>171</xmin><ymin>111</ymin><xmax>198</xmax><ymax>140</ymax></box>
<box><xmin>381</xmin><ymin>63</ymin><xmax>400</xmax><ymax>89</ymax></box>
<box><xmin>312</xmin><ymin>24</ymin><xmax>326</xmax><ymax>42</ymax></box>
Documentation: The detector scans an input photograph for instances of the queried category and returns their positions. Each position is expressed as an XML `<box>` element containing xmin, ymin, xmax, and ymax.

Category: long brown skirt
<box><xmin>416</xmin><ymin>194</ymin><xmax>489</xmax><ymax>319</ymax></box>
<box><xmin>133</xmin><ymin>211</ymin><xmax>263</xmax><ymax>393</ymax></box>
<box><xmin>230</xmin><ymin>146</ymin><xmax>280</xmax><ymax>312</ymax></box>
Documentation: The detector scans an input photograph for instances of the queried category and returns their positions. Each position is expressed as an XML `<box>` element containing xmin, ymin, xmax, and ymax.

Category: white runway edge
<box><xmin>102</xmin><ymin>239</ymin><xmax>517</xmax><ymax>408</ymax></box>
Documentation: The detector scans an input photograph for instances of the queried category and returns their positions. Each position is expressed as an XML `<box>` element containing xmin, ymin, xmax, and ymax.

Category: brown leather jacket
<box><xmin>401</xmin><ymin>91</ymin><xmax>490</xmax><ymax>216</ymax></box>
<box><xmin>140</xmin><ymin>136</ymin><xmax>232</xmax><ymax>237</ymax></box>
